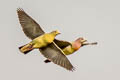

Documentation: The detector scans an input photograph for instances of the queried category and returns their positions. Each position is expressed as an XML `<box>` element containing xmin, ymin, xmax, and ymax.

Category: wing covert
<box><xmin>54</xmin><ymin>39</ymin><xmax>72</xmax><ymax>49</ymax></box>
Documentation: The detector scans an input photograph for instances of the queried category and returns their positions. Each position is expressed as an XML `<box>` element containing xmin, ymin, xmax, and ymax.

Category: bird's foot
<box><xmin>44</xmin><ymin>59</ymin><xmax>51</xmax><ymax>63</ymax></box>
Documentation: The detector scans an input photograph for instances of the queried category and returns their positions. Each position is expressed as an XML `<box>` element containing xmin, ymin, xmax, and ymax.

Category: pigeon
<box><xmin>19</xmin><ymin>30</ymin><xmax>60</xmax><ymax>54</ymax></box>
<box><xmin>44</xmin><ymin>38</ymin><xmax>97</xmax><ymax>63</ymax></box>
<box><xmin>17</xmin><ymin>8</ymin><xmax>74</xmax><ymax>71</ymax></box>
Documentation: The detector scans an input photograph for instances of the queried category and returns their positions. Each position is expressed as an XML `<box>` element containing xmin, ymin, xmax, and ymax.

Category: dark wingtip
<box><xmin>71</xmin><ymin>67</ymin><xmax>75</xmax><ymax>72</ymax></box>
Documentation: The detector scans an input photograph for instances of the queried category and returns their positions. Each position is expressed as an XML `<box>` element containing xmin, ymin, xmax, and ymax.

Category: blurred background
<box><xmin>0</xmin><ymin>0</ymin><xmax>120</xmax><ymax>80</ymax></box>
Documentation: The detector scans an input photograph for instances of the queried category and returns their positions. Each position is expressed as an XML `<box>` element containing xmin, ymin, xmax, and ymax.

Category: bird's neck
<box><xmin>50</xmin><ymin>32</ymin><xmax>57</xmax><ymax>36</ymax></box>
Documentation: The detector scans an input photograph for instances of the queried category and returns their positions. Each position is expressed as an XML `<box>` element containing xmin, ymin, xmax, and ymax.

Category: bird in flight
<box><xmin>17</xmin><ymin>8</ymin><xmax>97</xmax><ymax>71</ymax></box>
<box><xmin>19</xmin><ymin>30</ymin><xmax>60</xmax><ymax>54</ymax></box>
<box><xmin>17</xmin><ymin>8</ymin><xmax>74</xmax><ymax>71</ymax></box>
<box><xmin>44</xmin><ymin>38</ymin><xmax>97</xmax><ymax>63</ymax></box>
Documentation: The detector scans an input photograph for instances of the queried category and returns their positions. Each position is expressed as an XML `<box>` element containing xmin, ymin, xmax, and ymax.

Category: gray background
<box><xmin>0</xmin><ymin>0</ymin><xmax>120</xmax><ymax>80</ymax></box>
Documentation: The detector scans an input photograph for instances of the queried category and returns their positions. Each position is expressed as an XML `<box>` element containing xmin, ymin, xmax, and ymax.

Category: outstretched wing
<box><xmin>54</xmin><ymin>39</ymin><xmax>72</xmax><ymax>49</ymax></box>
<box><xmin>17</xmin><ymin>8</ymin><xmax>74</xmax><ymax>71</ymax></box>
<box><xmin>17</xmin><ymin>8</ymin><xmax>45</xmax><ymax>39</ymax></box>
<box><xmin>40</xmin><ymin>42</ymin><xmax>75</xmax><ymax>71</ymax></box>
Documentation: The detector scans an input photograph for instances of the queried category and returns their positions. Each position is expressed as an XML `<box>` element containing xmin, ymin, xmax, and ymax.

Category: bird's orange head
<box><xmin>75</xmin><ymin>37</ymin><xmax>87</xmax><ymax>43</ymax></box>
<box><xmin>72</xmin><ymin>37</ymin><xmax>87</xmax><ymax>50</ymax></box>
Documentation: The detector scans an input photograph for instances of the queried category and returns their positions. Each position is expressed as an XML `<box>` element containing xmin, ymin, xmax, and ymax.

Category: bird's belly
<box><xmin>34</xmin><ymin>42</ymin><xmax>47</xmax><ymax>48</ymax></box>
<box><xmin>33</xmin><ymin>38</ymin><xmax>48</xmax><ymax>48</ymax></box>
<box><xmin>33</xmin><ymin>34</ymin><xmax>54</xmax><ymax>48</ymax></box>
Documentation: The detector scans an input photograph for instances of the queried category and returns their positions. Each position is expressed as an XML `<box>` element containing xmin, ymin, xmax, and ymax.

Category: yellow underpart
<box><xmin>63</xmin><ymin>45</ymin><xmax>75</xmax><ymax>55</ymax></box>
<box><xmin>32</xmin><ymin>33</ymin><xmax>55</xmax><ymax>48</ymax></box>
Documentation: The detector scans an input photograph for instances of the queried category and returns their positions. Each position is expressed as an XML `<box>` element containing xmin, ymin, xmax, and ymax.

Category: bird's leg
<box><xmin>82</xmin><ymin>42</ymin><xmax>97</xmax><ymax>47</ymax></box>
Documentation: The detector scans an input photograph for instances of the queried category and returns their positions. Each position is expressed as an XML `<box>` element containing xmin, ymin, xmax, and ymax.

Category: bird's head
<box><xmin>75</xmin><ymin>37</ymin><xmax>97</xmax><ymax>46</ymax></box>
<box><xmin>72</xmin><ymin>37</ymin><xmax>87</xmax><ymax>50</ymax></box>
<box><xmin>51</xmin><ymin>30</ymin><xmax>61</xmax><ymax>36</ymax></box>
<box><xmin>75</xmin><ymin>37</ymin><xmax>87</xmax><ymax>44</ymax></box>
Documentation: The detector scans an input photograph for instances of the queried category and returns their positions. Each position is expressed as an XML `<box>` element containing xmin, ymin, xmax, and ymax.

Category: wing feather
<box><xmin>54</xmin><ymin>39</ymin><xmax>72</xmax><ymax>49</ymax></box>
<box><xmin>17</xmin><ymin>8</ymin><xmax>74</xmax><ymax>71</ymax></box>
<box><xmin>40</xmin><ymin>42</ymin><xmax>74</xmax><ymax>71</ymax></box>
<box><xmin>17</xmin><ymin>8</ymin><xmax>45</xmax><ymax>39</ymax></box>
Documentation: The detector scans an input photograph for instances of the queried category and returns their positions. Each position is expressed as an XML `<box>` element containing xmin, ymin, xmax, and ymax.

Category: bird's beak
<box><xmin>81</xmin><ymin>39</ymin><xmax>87</xmax><ymax>43</ymax></box>
<box><xmin>56</xmin><ymin>30</ymin><xmax>61</xmax><ymax>35</ymax></box>
<box><xmin>58</xmin><ymin>32</ymin><xmax>61</xmax><ymax>34</ymax></box>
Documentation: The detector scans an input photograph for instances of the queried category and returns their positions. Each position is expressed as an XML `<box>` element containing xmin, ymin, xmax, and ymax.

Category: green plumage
<box><xmin>62</xmin><ymin>45</ymin><xmax>75</xmax><ymax>55</ymax></box>
<box><xmin>17</xmin><ymin>8</ymin><xmax>74</xmax><ymax>71</ymax></box>
<box><xmin>19</xmin><ymin>30</ymin><xmax>60</xmax><ymax>54</ymax></box>
<box><xmin>17</xmin><ymin>8</ymin><xmax>97</xmax><ymax>71</ymax></box>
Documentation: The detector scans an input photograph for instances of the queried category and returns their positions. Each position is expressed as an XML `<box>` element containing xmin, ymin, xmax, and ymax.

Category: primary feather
<box><xmin>17</xmin><ymin>8</ymin><xmax>45</xmax><ymax>39</ymax></box>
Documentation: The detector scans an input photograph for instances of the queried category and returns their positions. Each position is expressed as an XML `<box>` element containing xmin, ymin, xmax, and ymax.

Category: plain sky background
<box><xmin>0</xmin><ymin>0</ymin><xmax>120</xmax><ymax>80</ymax></box>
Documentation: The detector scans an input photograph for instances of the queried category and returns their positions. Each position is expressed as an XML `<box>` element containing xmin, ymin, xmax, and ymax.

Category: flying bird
<box><xmin>62</xmin><ymin>38</ymin><xmax>97</xmax><ymax>55</ymax></box>
<box><xmin>44</xmin><ymin>38</ymin><xmax>97</xmax><ymax>63</ymax></box>
<box><xmin>19</xmin><ymin>30</ymin><xmax>60</xmax><ymax>54</ymax></box>
<box><xmin>17</xmin><ymin>8</ymin><xmax>74</xmax><ymax>71</ymax></box>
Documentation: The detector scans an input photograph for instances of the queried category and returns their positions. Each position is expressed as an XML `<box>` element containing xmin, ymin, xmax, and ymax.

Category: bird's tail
<box><xmin>19</xmin><ymin>43</ymin><xmax>33</xmax><ymax>54</ymax></box>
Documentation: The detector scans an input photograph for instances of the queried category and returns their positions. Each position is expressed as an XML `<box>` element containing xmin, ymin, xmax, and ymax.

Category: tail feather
<box><xmin>19</xmin><ymin>43</ymin><xmax>33</xmax><ymax>54</ymax></box>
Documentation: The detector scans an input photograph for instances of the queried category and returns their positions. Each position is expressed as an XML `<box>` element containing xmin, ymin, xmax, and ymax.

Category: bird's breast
<box><xmin>72</xmin><ymin>42</ymin><xmax>81</xmax><ymax>51</ymax></box>
<box><xmin>43</xmin><ymin>34</ymin><xmax>54</xmax><ymax>43</ymax></box>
